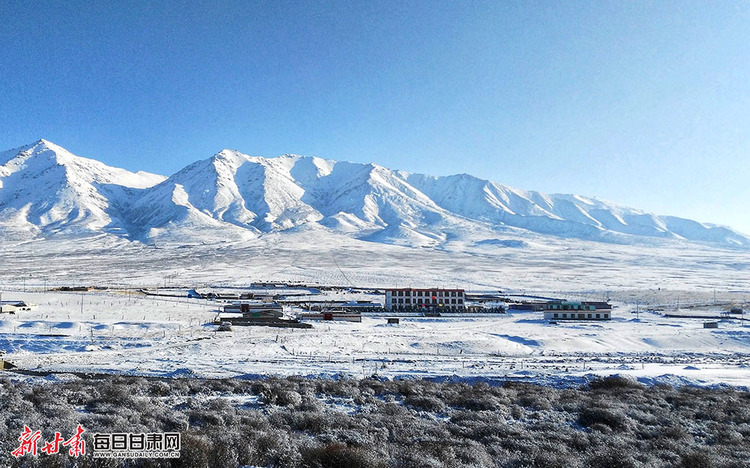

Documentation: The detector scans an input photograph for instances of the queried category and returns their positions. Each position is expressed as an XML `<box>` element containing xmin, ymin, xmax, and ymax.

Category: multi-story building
<box><xmin>543</xmin><ymin>301</ymin><xmax>612</xmax><ymax>320</ymax></box>
<box><xmin>385</xmin><ymin>288</ymin><xmax>465</xmax><ymax>312</ymax></box>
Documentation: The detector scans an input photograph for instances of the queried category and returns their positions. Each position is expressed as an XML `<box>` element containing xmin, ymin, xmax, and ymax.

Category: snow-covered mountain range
<box><xmin>1</xmin><ymin>139</ymin><xmax>747</xmax><ymax>248</ymax></box>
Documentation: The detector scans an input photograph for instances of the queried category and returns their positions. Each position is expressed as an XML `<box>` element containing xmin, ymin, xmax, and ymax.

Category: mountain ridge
<box><xmin>0</xmin><ymin>139</ymin><xmax>747</xmax><ymax>248</ymax></box>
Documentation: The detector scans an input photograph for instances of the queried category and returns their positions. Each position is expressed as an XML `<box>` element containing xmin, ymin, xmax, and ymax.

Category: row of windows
<box><xmin>548</xmin><ymin>304</ymin><xmax>597</xmax><ymax>311</ymax></box>
<box><xmin>391</xmin><ymin>298</ymin><xmax>463</xmax><ymax>305</ymax></box>
<box><xmin>389</xmin><ymin>305</ymin><xmax>466</xmax><ymax>311</ymax></box>
<box><xmin>391</xmin><ymin>291</ymin><xmax>462</xmax><ymax>297</ymax></box>
<box><xmin>551</xmin><ymin>313</ymin><xmax>609</xmax><ymax>319</ymax></box>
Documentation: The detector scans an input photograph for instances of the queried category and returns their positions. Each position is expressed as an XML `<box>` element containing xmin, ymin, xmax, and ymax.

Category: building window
<box><xmin>554</xmin><ymin>313</ymin><xmax>558</xmax><ymax>318</ymax></box>
<box><xmin>596</xmin><ymin>314</ymin><xmax>600</xmax><ymax>319</ymax></box>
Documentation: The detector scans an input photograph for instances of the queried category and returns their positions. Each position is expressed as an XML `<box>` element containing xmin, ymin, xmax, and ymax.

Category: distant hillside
<box><xmin>0</xmin><ymin>139</ymin><xmax>747</xmax><ymax>248</ymax></box>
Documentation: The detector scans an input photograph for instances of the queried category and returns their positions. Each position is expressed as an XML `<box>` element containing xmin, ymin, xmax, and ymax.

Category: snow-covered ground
<box><xmin>1</xmin><ymin>287</ymin><xmax>748</xmax><ymax>388</ymax></box>
<box><xmin>2</xmin><ymin>228</ymin><xmax>749</xmax><ymax>293</ymax></box>
<box><xmin>1</xmin><ymin>223</ymin><xmax>749</xmax><ymax>388</ymax></box>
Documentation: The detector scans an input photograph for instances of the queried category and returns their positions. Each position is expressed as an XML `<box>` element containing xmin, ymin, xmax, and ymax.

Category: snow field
<box><xmin>1</xmin><ymin>290</ymin><xmax>749</xmax><ymax>387</ymax></box>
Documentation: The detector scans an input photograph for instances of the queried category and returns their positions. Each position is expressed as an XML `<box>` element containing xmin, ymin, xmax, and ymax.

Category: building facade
<box><xmin>543</xmin><ymin>301</ymin><xmax>611</xmax><ymax>321</ymax></box>
<box><xmin>385</xmin><ymin>288</ymin><xmax>466</xmax><ymax>312</ymax></box>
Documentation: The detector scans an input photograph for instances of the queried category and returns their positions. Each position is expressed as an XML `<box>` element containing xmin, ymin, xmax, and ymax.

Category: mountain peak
<box><xmin>26</xmin><ymin>138</ymin><xmax>67</xmax><ymax>155</ymax></box>
<box><xmin>0</xmin><ymin>140</ymin><xmax>168</xmax><ymax>239</ymax></box>
<box><xmin>4</xmin><ymin>138</ymin><xmax>89</xmax><ymax>168</ymax></box>
<box><xmin>0</xmin><ymin>141</ymin><xmax>747</xmax><ymax>248</ymax></box>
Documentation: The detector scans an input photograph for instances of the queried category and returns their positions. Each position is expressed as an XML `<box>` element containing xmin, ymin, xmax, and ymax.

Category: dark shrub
<box><xmin>588</xmin><ymin>375</ymin><xmax>643</xmax><ymax>391</ymax></box>
<box><xmin>179</xmin><ymin>434</ymin><xmax>213</xmax><ymax>468</ymax></box>
<box><xmin>302</xmin><ymin>442</ymin><xmax>386</xmax><ymax>468</ymax></box>
<box><xmin>577</xmin><ymin>407</ymin><xmax>631</xmax><ymax>431</ymax></box>
<box><xmin>403</xmin><ymin>394</ymin><xmax>447</xmax><ymax>413</ymax></box>
<box><xmin>586</xmin><ymin>446</ymin><xmax>639</xmax><ymax>468</ymax></box>
<box><xmin>680</xmin><ymin>451</ymin><xmax>716</xmax><ymax>468</ymax></box>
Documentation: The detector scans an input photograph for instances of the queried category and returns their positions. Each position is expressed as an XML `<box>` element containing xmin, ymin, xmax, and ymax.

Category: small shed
<box><xmin>0</xmin><ymin>301</ymin><xmax>36</xmax><ymax>313</ymax></box>
<box><xmin>0</xmin><ymin>359</ymin><xmax>15</xmax><ymax>370</ymax></box>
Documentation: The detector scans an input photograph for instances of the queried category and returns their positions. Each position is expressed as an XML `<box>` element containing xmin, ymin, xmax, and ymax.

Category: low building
<box><xmin>543</xmin><ymin>301</ymin><xmax>612</xmax><ymax>321</ymax></box>
<box><xmin>385</xmin><ymin>288</ymin><xmax>465</xmax><ymax>312</ymax></box>
<box><xmin>223</xmin><ymin>301</ymin><xmax>283</xmax><ymax>317</ymax></box>
<box><xmin>508</xmin><ymin>303</ymin><xmax>545</xmax><ymax>312</ymax></box>
<box><xmin>299</xmin><ymin>311</ymin><xmax>362</xmax><ymax>322</ymax></box>
<box><xmin>0</xmin><ymin>301</ymin><xmax>36</xmax><ymax>314</ymax></box>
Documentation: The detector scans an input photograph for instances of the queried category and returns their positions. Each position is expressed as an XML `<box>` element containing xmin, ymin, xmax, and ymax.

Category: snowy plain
<box><xmin>1</xmin><ymin>230</ymin><xmax>749</xmax><ymax>389</ymax></box>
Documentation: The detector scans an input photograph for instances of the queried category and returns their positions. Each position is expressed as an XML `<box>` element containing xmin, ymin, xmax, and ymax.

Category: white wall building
<box><xmin>385</xmin><ymin>288</ymin><xmax>465</xmax><ymax>311</ymax></box>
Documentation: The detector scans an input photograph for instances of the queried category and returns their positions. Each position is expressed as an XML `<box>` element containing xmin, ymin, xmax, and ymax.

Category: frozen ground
<box><xmin>1</xmin><ymin>232</ymin><xmax>749</xmax><ymax>387</ymax></box>
<box><xmin>1</xmin><ymin>229</ymin><xmax>749</xmax><ymax>293</ymax></box>
<box><xmin>1</xmin><ymin>288</ymin><xmax>748</xmax><ymax>388</ymax></box>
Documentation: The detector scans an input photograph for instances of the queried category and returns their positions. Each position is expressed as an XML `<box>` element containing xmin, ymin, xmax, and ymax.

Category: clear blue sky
<box><xmin>1</xmin><ymin>1</ymin><xmax>749</xmax><ymax>234</ymax></box>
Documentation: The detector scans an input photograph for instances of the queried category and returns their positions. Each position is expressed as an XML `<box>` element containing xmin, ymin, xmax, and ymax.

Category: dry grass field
<box><xmin>1</xmin><ymin>374</ymin><xmax>749</xmax><ymax>467</ymax></box>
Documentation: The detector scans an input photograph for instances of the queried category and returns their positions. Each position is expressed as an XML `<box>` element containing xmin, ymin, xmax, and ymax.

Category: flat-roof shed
<box><xmin>0</xmin><ymin>304</ymin><xmax>18</xmax><ymax>314</ymax></box>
